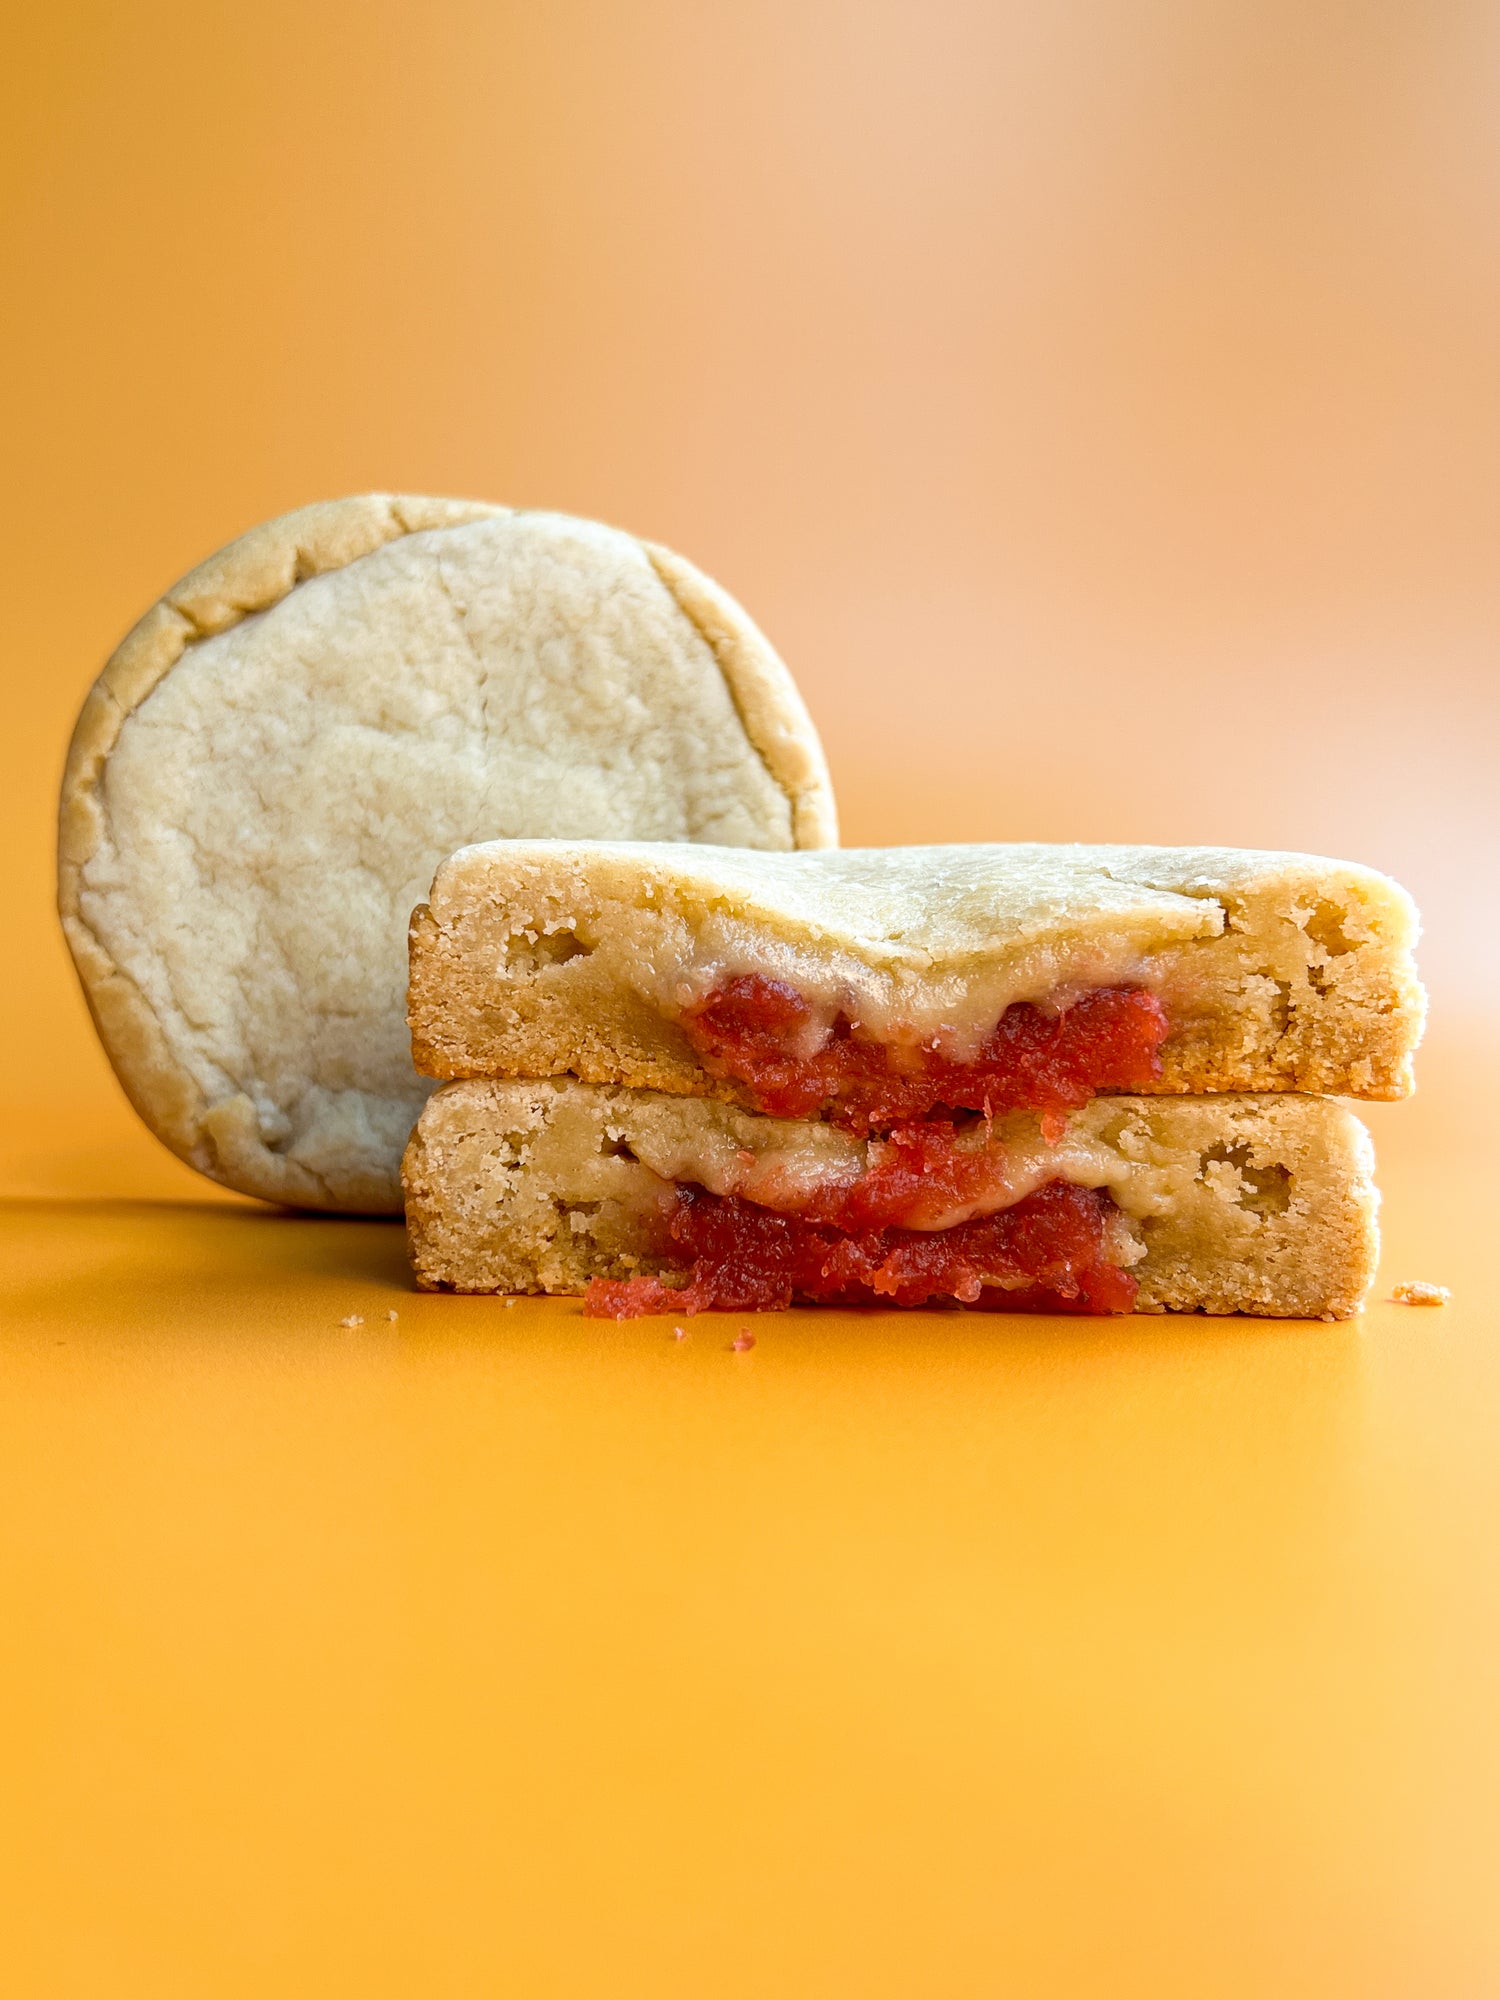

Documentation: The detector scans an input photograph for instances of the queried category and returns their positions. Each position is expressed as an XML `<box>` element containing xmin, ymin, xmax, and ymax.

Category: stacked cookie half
<box><xmin>403</xmin><ymin>841</ymin><xmax>1425</xmax><ymax>1319</ymax></box>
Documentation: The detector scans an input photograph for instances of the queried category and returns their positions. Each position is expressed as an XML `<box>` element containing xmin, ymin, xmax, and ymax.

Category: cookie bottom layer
<box><xmin>403</xmin><ymin>1080</ymin><xmax>1379</xmax><ymax>1320</ymax></box>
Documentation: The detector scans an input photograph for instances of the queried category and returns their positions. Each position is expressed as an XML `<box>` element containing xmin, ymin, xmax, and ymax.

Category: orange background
<box><xmin>5</xmin><ymin>0</ymin><xmax>1500</xmax><ymax>1147</ymax></box>
<box><xmin>3</xmin><ymin>5</ymin><xmax>1499</xmax><ymax>1995</ymax></box>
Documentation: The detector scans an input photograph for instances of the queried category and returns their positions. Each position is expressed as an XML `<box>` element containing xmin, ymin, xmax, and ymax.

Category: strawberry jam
<box><xmin>797</xmin><ymin>1118</ymin><xmax>1038</xmax><ymax>1232</ymax></box>
<box><xmin>679</xmin><ymin>977</ymin><xmax>1168</xmax><ymax>1130</ymax></box>
<box><xmin>584</xmin><ymin>1180</ymin><xmax>1136</xmax><ymax>1318</ymax></box>
<box><xmin>586</xmin><ymin>976</ymin><xmax>1164</xmax><ymax>1320</ymax></box>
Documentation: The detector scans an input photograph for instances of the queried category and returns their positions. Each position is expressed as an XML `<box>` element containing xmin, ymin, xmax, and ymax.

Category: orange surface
<box><xmin>6</xmin><ymin>3</ymin><xmax>1500</xmax><ymax>1993</ymax></box>
<box><xmin>2</xmin><ymin>1037</ymin><xmax>1498</xmax><ymax>1997</ymax></box>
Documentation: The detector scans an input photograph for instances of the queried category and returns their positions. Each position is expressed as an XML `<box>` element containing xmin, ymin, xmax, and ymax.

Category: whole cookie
<box><xmin>58</xmin><ymin>495</ymin><xmax>836</xmax><ymax>1211</ymax></box>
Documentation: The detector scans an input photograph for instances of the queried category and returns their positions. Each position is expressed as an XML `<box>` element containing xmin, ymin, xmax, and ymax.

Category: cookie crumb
<box><xmin>731</xmin><ymin>1330</ymin><xmax>756</xmax><ymax>1352</ymax></box>
<box><xmin>1391</xmin><ymin>1281</ymin><xmax>1450</xmax><ymax>1307</ymax></box>
<box><xmin>339</xmin><ymin>1314</ymin><xmax>365</xmax><ymax>1328</ymax></box>
<box><xmin>673</xmin><ymin>1326</ymin><xmax>688</xmax><ymax>1340</ymax></box>
<box><xmin>385</xmin><ymin>1309</ymin><xmax>399</xmax><ymax>1321</ymax></box>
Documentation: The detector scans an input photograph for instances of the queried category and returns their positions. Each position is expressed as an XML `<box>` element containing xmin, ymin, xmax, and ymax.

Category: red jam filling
<box><xmin>679</xmin><ymin>977</ymin><xmax>1168</xmax><ymax>1130</ymax></box>
<box><xmin>584</xmin><ymin>1180</ymin><xmax>1136</xmax><ymax>1319</ymax></box>
<box><xmin>792</xmin><ymin>1118</ymin><xmax>1035</xmax><ymax>1232</ymax></box>
<box><xmin>585</xmin><ymin>977</ymin><xmax>1165</xmax><ymax>1321</ymax></box>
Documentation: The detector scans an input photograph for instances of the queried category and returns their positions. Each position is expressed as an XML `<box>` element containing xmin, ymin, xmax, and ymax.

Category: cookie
<box><xmin>403</xmin><ymin>1078</ymin><xmax>1380</xmax><ymax>1320</ymax></box>
<box><xmin>408</xmin><ymin>838</ymin><xmax>1424</xmax><ymax>1110</ymax></box>
<box><xmin>59</xmin><ymin>498</ymin><xmax>836</xmax><ymax>1210</ymax></box>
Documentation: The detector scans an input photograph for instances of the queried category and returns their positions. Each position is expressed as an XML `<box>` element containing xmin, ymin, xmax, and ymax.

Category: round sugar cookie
<box><xmin>59</xmin><ymin>495</ymin><xmax>836</xmax><ymax>1211</ymax></box>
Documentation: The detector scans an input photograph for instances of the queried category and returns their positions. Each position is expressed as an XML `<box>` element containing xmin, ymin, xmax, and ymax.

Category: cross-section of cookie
<box><xmin>402</xmin><ymin>1082</ymin><xmax>1380</xmax><ymax>1321</ymax></box>
<box><xmin>58</xmin><ymin>498</ymin><xmax>836</xmax><ymax>1212</ymax></box>
<box><xmin>408</xmin><ymin>840</ymin><xmax>1424</xmax><ymax>1115</ymax></box>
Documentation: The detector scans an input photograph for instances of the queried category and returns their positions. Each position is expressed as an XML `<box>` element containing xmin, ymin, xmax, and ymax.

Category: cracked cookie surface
<box><xmin>58</xmin><ymin>496</ymin><xmax>836</xmax><ymax>1210</ymax></box>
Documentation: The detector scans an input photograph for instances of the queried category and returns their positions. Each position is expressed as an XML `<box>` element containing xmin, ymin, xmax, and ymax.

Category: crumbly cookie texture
<box><xmin>403</xmin><ymin>1079</ymin><xmax>1380</xmax><ymax>1320</ymax></box>
<box><xmin>408</xmin><ymin>840</ymin><xmax>1424</xmax><ymax>1102</ymax></box>
<box><xmin>1390</xmin><ymin>1280</ymin><xmax>1449</xmax><ymax>1306</ymax></box>
<box><xmin>58</xmin><ymin>498</ymin><xmax>836</xmax><ymax>1214</ymax></box>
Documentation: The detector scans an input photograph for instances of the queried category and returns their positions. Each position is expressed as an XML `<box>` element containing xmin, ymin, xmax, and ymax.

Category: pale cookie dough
<box><xmin>403</xmin><ymin>1079</ymin><xmax>1380</xmax><ymax>1320</ymax></box>
<box><xmin>408</xmin><ymin>840</ymin><xmax>1424</xmax><ymax>1102</ymax></box>
<box><xmin>58</xmin><ymin>498</ymin><xmax>836</xmax><ymax>1211</ymax></box>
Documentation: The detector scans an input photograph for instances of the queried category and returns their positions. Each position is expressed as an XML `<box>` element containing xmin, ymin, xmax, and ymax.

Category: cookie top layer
<box><xmin>429</xmin><ymin>837</ymin><xmax>1409</xmax><ymax>962</ymax></box>
<box><xmin>424</xmin><ymin>838</ymin><xmax>1419</xmax><ymax>992</ymax></box>
<box><xmin>411</xmin><ymin>839</ymin><xmax>1425</xmax><ymax>1100</ymax></box>
<box><xmin>58</xmin><ymin>498</ymin><xmax>836</xmax><ymax>1212</ymax></box>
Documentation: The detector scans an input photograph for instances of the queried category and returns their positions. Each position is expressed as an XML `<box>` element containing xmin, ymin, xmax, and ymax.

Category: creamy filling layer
<box><xmin>572</xmin><ymin>1096</ymin><xmax>1151</xmax><ymax>1320</ymax></box>
<box><xmin>619</xmin><ymin>891</ymin><xmax>1224</xmax><ymax>1056</ymax></box>
<box><xmin>634</xmin><ymin>1112</ymin><xmax>1133</xmax><ymax>1234</ymax></box>
<box><xmin>526</xmin><ymin>1088</ymin><xmax>1181</xmax><ymax>1234</ymax></box>
<box><xmin>675</xmin><ymin>975</ymin><xmax>1169</xmax><ymax>1130</ymax></box>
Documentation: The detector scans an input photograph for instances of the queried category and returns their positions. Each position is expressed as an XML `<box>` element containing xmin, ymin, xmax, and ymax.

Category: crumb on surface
<box><xmin>673</xmin><ymin>1325</ymin><xmax>687</xmax><ymax>1340</ymax></box>
<box><xmin>385</xmin><ymin>1309</ymin><xmax>399</xmax><ymax>1321</ymax></box>
<box><xmin>339</xmin><ymin>1313</ymin><xmax>365</xmax><ymax>1328</ymax></box>
<box><xmin>1391</xmin><ymin>1281</ymin><xmax>1450</xmax><ymax>1307</ymax></box>
<box><xmin>732</xmin><ymin>1330</ymin><xmax>756</xmax><ymax>1352</ymax></box>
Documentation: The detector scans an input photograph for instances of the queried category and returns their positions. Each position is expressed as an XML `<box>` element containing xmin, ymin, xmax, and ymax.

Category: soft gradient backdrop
<box><xmin>4</xmin><ymin>9</ymin><xmax>1500</xmax><ymax>1998</ymax></box>
<box><xmin>4</xmin><ymin>0</ymin><xmax>1499</xmax><ymax>1178</ymax></box>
